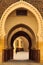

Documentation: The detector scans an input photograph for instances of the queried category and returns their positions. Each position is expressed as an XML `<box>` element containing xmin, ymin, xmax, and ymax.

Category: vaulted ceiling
<box><xmin>0</xmin><ymin>0</ymin><xmax>43</xmax><ymax>18</ymax></box>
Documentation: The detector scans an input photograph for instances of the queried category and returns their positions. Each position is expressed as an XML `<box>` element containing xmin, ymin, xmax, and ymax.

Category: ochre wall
<box><xmin>0</xmin><ymin>1</ymin><xmax>43</xmax><ymax>63</ymax></box>
<box><xmin>0</xmin><ymin>37</ymin><xmax>4</xmax><ymax>62</ymax></box>
<box><xmin>5</xmin><ymin>10</ymin><xmax>38</xmax><ymax>35</ymax></box>
<box><xmin>38</xmin><ymin>42</ymin><xmax>43</xmax><ymax>63</ymax></box>
<box><xmin>4</xmin><ymin>10</ymin><xmax>38</xmax><ymax>50</ymax></box>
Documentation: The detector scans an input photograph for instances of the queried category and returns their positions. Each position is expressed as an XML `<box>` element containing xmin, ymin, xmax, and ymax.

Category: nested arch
<box><xmin>1</xmin><ymin>1</ymin><xmax>42</xmax><ymax>37</ymax></box>
<box><xmin>7</xmin><ymin>24</ymin><xmax>35</xmax><ymax>38</ymax></box>
<box><xmin>11</xmin><ymin>31</ymin><xmax>32</xmax><ymax>49</ymax></box>
<box><xmin>7</xmin><ymin>24</ymin><xmax>36</xmax><ymax>49</ymax></box>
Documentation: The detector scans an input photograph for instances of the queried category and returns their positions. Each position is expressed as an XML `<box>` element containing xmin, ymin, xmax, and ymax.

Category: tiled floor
<box><xmin>0</xmin><ymin>61</ymin><xmax>43</xmax><ymax>65</ymax></box>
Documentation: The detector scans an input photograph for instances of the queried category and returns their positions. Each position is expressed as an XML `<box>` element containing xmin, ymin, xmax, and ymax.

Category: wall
<box><xmin>5</xmin><ymin>10</ymin><xmax>38</xmax><ymax>35</ymax></box>
<box><xmin>0</xmin><ymin>1</ymin><xmax>43</xmax><ymax>62</ymax></box>
<box><xmin>0</xmin><ymin>0</ymin><xmax>43</xmax><ymax>18</ymax></box>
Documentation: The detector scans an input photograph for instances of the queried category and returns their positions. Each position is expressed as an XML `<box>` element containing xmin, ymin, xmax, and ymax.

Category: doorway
<box><xmin>3</xmin><ymin>24</ymin><xmax>39</xmax><ymax>62</ymax></box>
<box><xmin>10</xmin><ymin>31</ymin><xmax>32</xmax><ymax>61</ymax></box>
<box><xmin>13</xmin><ymin>36</ymin><xmax>29</xmax><ymax>60</ymax></box>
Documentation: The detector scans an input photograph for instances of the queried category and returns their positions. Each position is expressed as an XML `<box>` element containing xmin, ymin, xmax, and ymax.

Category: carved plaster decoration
<box><xmin>0</xmin><ymin>1</ymin><xmax>43</xmax><ymax>42</ymax></box>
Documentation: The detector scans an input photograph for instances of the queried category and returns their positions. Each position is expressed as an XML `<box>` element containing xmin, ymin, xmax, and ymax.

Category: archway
<box><xmin>3</xmin><ymin>23</ymin><xmax>37</xmax><ymax>62</ymax></box>
<box><xmin>1</xmin><ymin>0</ymin><xmax>42</xmax><ymax>62</ymax></box>
<box><xmin>7</xmin><ymin>24</ymin><xmax>36</xmax><ymax>49</ymax></box>
<box><xmin>11</xmin><ymin>31</ymin><xmax>32</xmax><ymax>49</ymax></box>
<box><xmin>11</xmin><ymin>31</ymin><xmax>32</xmax><ymax>61</ymax></box>
<box><xmin>1</xmin><ymin>0</ymin><xmax>42</xmax><ymax>37</ymax></box>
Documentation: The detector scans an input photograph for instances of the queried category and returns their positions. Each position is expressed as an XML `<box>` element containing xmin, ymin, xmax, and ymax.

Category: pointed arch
<box><xmin>0</xmin><ymin>1</ymin><xmax>42</xmax><ymax>38</ymax></box>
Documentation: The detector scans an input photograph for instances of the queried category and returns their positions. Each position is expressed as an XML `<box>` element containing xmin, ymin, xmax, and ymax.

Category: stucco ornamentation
<box><xmin>0</xmin><ymin>1</ymin><xmax>43</xmax><ymax>41</ymax></box>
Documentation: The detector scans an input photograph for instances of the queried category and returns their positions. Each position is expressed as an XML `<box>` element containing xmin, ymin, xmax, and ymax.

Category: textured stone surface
<box><xmin>0</xmin><ymin>0</ymin><xmax>43</xmax><ymax>17</ymax></box>
<box><xmin>24</xmin><ymin>0</ymin><xmax>43</xmax><ymax>17</ymax></box>
<box><xmin>0</xmin><ymin>0</ymin><xmax>43</xmax><ymax>18</ymax></box>
<box><xmin>0</xmin><ymin>0</ymin><xmax>19</xmax><ymax>18</ymax></box>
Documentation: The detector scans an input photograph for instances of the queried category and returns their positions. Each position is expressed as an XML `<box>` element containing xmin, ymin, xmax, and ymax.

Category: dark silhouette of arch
<box><xmin>7</xmin><ymin>24</ymin><xmax>36</xmax><ymax>47</ymax></box>
<box><xmin>7</xmin><ymin>24</ymin><xmax>35</xmax><ymax>40</ymax></box>
<box><xmin>5</xmin><ymin>24</ymin><xmax>37</xmax><ymax>61</ymax></box>
<box><xmin>10</xmin><ymin>31</ymin><xmax>32</xmax><ymax>60</ymax></box>
<box><xmin>11</xmin><ymin>31</ymin><xmax>32</xmax><ymax>49</ymax></box>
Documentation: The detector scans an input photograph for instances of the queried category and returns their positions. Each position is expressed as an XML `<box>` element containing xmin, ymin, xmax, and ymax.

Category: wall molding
<box><xmin>0</xmin><ymin>1</ymin><xmax>43</xmax><ymax>41</ymax></box>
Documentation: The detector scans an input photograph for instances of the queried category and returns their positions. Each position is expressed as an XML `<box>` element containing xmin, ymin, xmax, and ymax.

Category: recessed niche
<box><xmin>16</xmin><ymin>8</ymin><xmax>27</xmax><ymax>16</ymax></box>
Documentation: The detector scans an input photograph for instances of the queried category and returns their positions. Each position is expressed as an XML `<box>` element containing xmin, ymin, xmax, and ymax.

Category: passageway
<box><xmin>11</xmin><ymin>31</ymin><xmax>32</xmax><ymax>61</ymax></box>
